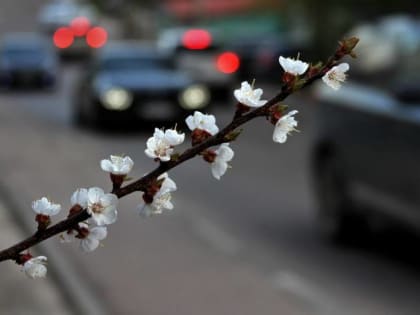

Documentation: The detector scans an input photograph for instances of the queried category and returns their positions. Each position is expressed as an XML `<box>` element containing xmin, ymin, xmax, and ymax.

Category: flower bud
<box><xmin>282</xmin><ymin>72</ymin><xmax>297</xmax><ymax>86</ymax></box>
<box><xmin>110</xmin><ymin>173</ymin><xmax>125</xmax><ymax>190</ymax></box>
<box><xmin>336</xmin><ymin>37</ymin><xmax>359</xmax><ymax>58</ymax></box>
<box><xmin>16</xmin><ymin>253</ymin><xmax>32</xmax><ymax>265</ymax></box>
<box><xmin>68</xmin><ymin>204</ymin><xmax>83</xmax><ymax>218</ymax></box>
<box><xmin>202</xmin><ymin>149</ymin><xmax>217</xmax><ymax>163</ymax></box>
<box><xmin>35</xmin><ymin>214</ymin><xmax>51</xmax><ymax>231</ymax></box>
<box><xmin>142</xmin><ymin>193</ymin><xmax>154</xmax><ymax>204</ymax></box>
<box><xmin>75</xmin><ymin>225</ymin><xmax>90</xmax><ymax>239</ymax></box>
<box><xmin>269</xmin><ymin>104</ymin><xmax>289</xmax><ymax>125</ymax></box>
<box><xmin>191</xmin><ymin>129</ymin><xmax>212</xmax><ymax>146</ymax></box>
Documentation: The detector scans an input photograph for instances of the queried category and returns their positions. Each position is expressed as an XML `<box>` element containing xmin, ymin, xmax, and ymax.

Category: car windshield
<box><xmin>99</xmin><ymin>56</ymin><xmax>171</xmax><ymax>72</ymax></box>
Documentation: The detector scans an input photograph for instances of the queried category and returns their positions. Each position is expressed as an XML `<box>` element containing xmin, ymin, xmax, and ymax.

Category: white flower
<box><xmin>163</xmin><ymin>129</ymin><xmax>185</xmax><ymax>146</ymax></box>
<box><xmin>23</xmin><ymin>256</ymin><xmax>47</xmax><ymax>279</ymax></box>
<box><xmin>279</xmin><ymin>56</ymin><xmax>309</xmax><ymax>75</ymax></box>
<box><xmin>32</xmin><ymin>197</ymin><xmax>61</xmax><ymax>216</ymax></box>
<box><xmin>86</xmin><ymin>187</ymin><xmax>118</xmax><ymax>226</ymax></box>
<box><xmin>158</xmin><ymin>173</ymin><xmax>177</xmax><ymax>194</ymax></box>
<box><xmin>100</xmin><ymin>155</ymin><xmax>134</xmax><ymax>175</ymax></box>
<box><xmin>60</xmin><ymin>230</ymin><xmax>75</xmax><ymax>243</ymax></box>
<box><xmin>145</xmin><ymin>128</ymin><xmax>185</xmax><ymax>162</ymax></box>
<box><xmin>80</xmin><ymin>225</ymin><xmax>107</xmax><ymax>252</ymax></box>
<box><xmin>211</xmin><ymin>143</ymin><xmax>234</xmax><ymax>180</ymax></box>
<box><xmin>139</xmin><ymin>173</ymin><xmax>177</xmax><ymax>217</ymax></box>
<box><xmin>71</xmin><ymin>188</ymin><xmax>88</xmax><ymax>208</ymax></box>
<box><xmin>273</xmin><ymin>110</ymin><xmax>299</xmax><ymax>144</ymax></box>
<box><xmin>322</xmin><ymin>63</ymin><xmax>350</xmax><ymax>90</ymax></box>
<box><xmin>234</xmin><ymin>81</ymin><xmax>267</xmax><ymax>108</ymax></box>
<box><xmin>185</xmin><ymin>111</ymin><xmax>219</xmax><ymax>135</ymax></box>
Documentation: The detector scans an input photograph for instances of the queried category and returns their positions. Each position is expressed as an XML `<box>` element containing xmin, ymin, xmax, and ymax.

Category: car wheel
<box><xmin>314</xmin><ymin>155</ymin><xmax>369</xmax><ymax>244</ymax></box>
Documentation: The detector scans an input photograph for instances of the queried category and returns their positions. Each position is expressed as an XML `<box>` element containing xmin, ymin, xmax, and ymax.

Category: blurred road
<box><xmin>2</xmin><ymin>1</ymin><xmax>420</xmax><ymax>315</ymax></box>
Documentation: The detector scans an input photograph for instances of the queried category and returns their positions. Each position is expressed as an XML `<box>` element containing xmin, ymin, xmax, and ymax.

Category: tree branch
<box><xmin>0</xmin><ymin>38</ymin><xmax>357</xmax><ymax>263</ymax></box>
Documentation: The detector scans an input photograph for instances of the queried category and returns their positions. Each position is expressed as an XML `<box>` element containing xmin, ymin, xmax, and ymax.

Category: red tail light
<box><xmin>216</xmin><ymin>52</ymin><xmax>240</xmax><ymax>74</ymax></box>
<box><xmin>86</xmin><ymin>27</ymin><xmax>108</xmax><ymax>48</ymax></box>
<box><xmin>182</xmin><ymin>29</ymin><xmax>212</xmax><ymax>50</ymax></box>
<box><xmin>53</xmin><ymin>27</ymin><xmax>74</xmax><ymax>49</ymax></box>
<box><xmin>70</xmin><ymin>17</ymin><xmax>91</xmax><ymax>37</ymax></box>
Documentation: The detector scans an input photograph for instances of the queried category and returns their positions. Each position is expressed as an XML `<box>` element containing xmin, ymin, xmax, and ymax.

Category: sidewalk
<box><xmin>0</xmin><ymin>200</ymin><xmax>73</xmax><ymax>315</ymax></box>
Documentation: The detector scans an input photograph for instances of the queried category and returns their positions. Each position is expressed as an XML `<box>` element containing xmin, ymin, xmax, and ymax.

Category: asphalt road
<box><xmin>2</xmin><ymin>1</ymin><xmax>420</xmax><ymax>315</ymax></box>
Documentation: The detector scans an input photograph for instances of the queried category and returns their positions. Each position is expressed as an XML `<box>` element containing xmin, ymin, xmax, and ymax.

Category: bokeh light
<box><xmin>53</xmin><ymin>27</ymin><xmax>74</xmax><ymax>49</ymax></box>
<box><xmin>182</xmin><ymin>29</ymin><xmax>212</xmax><ymax>50</ymax></box>
<box><xmin>216</xmin><ymin>52</ymin><xmax>240</xmax><ymax>73</ymax></box>
<box><xmin>70</xmin><ymin>17</ymin><xmax>91</xmax><ymax>37</ymax></box>
<box><xmin>86</xmin><ymin>27</ymin><xmax>108</xmax><ymax>48</ymax></box>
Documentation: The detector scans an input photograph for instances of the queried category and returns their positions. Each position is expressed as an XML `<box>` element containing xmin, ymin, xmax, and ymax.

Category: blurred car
<box><xmin>38</xmin><ymin>1</ymin><xmax>100</xmax><ymax>58</ymax></box>
<box><xmin>38</xmin><ymin>1</ymin><xmax>97</xmax><ymax>34</ymax></box>
<box><xmin>0</xmin><ymin>33</ymin><xmax>58</xmax><ymax>89</ymax></box>
<box><xmin>73</xmin><ymin>41</ymin><xmax>210</xmax><ymax>127</ymax></box>
<box><xmin>227</xmin><ymin>35</ymin><xmax>306</xmax><ymax>82</ymax></box>
<box><xmin>157</xmin><ymin>27</ymin><xmax>239</xmax><ymax>99</ymax></box>
<box><xmin>192</xmin><ymin>12</ymin><xmax>311</xmax><ymax>83</ymax></box>
<box><xmin>310</xmin><ymin>16</ymin><xmax>420</xmax><ymax>241</ymax></box>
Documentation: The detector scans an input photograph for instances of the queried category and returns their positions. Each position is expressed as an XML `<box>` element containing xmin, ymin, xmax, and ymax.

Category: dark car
<box><xmin>38</xmin><ymin>1</ymin><xmax>94</xmax><ymax>34</ymax></box>
<box><xmin>38</xmin><ymin>2</ymin><xmax>101</xmax><ymax>59</ymax></box>
<box><xmin>157</xmin><ymin>27</ymin><xmax>239</xmax><ymax>99</ymax></box>
<box><xmin>310</xmin><ymin>16</ymin><xmax>420</xmax><ymax>241</ymax></box>
<box><xmin>73</xmin><ymin>42</ymin><xmax>210</xmax><ymax>127</ymax></box>
<box><xmin>227</xmin><ymin>35</ymin><xmax>306</xmax><ymax>82</ymax></box>
<box><xmin>0</xmin><ymin>33</ymin><xmax>58</xmax><ymax>89</ymax></box>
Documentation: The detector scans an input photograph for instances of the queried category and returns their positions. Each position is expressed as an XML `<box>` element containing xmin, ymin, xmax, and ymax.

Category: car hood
<box><xmin>95</xmin><ymin>70</ymin><xmax>193</xmax><ymax>92</ymax></box>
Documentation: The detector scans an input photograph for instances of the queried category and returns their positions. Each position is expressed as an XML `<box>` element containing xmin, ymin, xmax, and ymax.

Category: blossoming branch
<box><xmin>0</xmin><ymin>37</ymin><xmax>358</xmax><ymax>279</ymax></box>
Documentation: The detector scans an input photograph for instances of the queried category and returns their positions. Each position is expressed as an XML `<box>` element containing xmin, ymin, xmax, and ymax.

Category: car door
<box><xmin>384</xmin><ymin>99</ymin><xmax>420</xmax><ymax>226</ymax></box>
<box><xmin>316</xmin><ymin>82</ymin><xmax>400</xmax><ymax>210</ymax></box>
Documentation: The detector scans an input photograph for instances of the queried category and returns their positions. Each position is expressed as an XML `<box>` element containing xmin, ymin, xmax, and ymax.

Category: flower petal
<box><xmin>100</xmin><ymin>159</ymin><xmax>114</xmax><ymax>172</ymax></box>
<box><xmin>87</xmin><ymin>187</ymin><xmax>105</xmax><ymax>204</ymax></box>
<box><xmin>71</xmin><ymin>188</ymin><xmax>88</xmax><ymax>208</ymax></box>
<box><xmin>81</xmin><ymin>237</ymin><xmax>100</xmax><ymax>252</ymax></box>
<box><xmin>90</xmin><ymin>226</ymin><xmax>107</xmax><ymax>240</ymax></box>
<box><xmin>211</xmin><ymin>161</ymin><xmax>228</xmax><ymax>180</ymax></box>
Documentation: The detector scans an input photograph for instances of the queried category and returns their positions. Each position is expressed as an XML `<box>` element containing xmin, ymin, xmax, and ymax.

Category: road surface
<box><xmin>1</xmin><ymin>1</ymin><xmax>420</xmax><ymax>315</ymax></box>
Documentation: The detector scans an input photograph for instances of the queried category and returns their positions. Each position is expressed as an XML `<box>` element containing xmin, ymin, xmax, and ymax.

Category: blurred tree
<box><xmin>291</xmin><ymin>0</ymin><xmax>419</xmax><ymax>58</ymax></box>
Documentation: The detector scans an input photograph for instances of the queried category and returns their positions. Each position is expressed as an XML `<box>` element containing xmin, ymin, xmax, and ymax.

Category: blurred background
<box><xmin>1</xmin><ymin>0</ymin><xmax>420</xmax><ymax>314</ymax></box>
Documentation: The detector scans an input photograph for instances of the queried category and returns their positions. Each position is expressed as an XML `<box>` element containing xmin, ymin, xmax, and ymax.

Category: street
<box><xmin>1</xmin><ymin>1</ymin><xmax>420</xmax><ymax>315</ymax></box>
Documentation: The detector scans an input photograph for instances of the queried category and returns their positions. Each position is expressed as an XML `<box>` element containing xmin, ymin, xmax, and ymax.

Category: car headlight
<box><xmin>178</xmin><ymin>84</ymin><xmax>210</xmax><ymax>110</ymax></box>
<box><xmin>100</xmin><ymin>88</ymin><xmax>133</xmax><ymax>111</ymax></box>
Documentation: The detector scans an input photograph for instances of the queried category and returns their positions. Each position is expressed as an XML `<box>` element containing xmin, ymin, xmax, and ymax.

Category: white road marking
<box><xmin>191</xmin><ymin>214</ymin><xmax>242</xmax><ymax>256</ymax></box>
<box><xmin>271</xmin><ymin>270</ymin><xmax>343</xmax><ymax>315</ymax></box>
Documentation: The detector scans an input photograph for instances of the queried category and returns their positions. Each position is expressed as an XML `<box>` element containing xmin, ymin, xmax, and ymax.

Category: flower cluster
<box><xmin>71</xmin><ymin>187</ymin><xmax>118</xmax><ymax>225</ymax></box>
<box><xmin>145</xmin><ymin>128</ymin><xmax>185</xmax><ymax>161</ymax></box>
<box><xmin>11</xmin><ymin>38</ymin><xmax>357</xmax><ymax>279</ymax></box>
<box><xmin>139</xmin><ymin>173</ymin><xmax>177</xmax><ymax>217</ymax></box>
<box><xmin>59</xmin><ymin>186</ymin><xmax>118</xmax><ymax>252</ymax></box>
<box><xmin>279</xmin><ymin>56</ymin><xmax>350</xmax><ymax>91</ymax></box>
